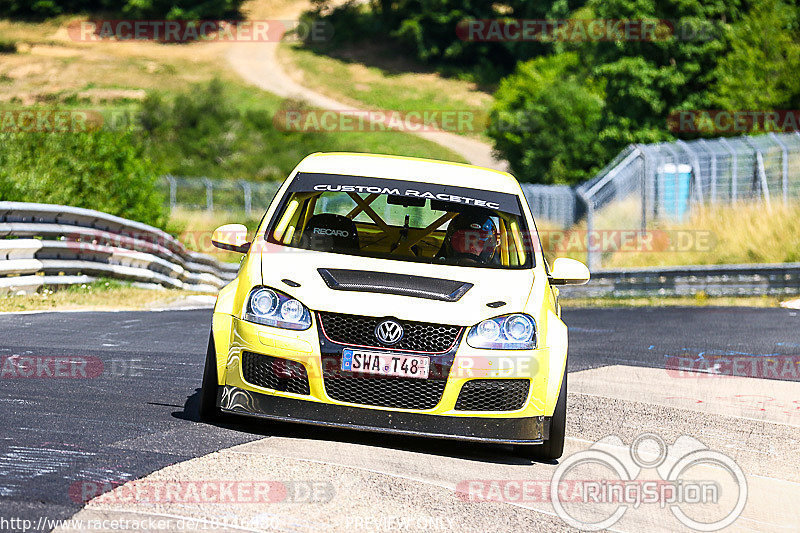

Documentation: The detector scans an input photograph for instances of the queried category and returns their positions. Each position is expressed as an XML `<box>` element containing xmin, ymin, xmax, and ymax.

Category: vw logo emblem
<box><xmin>375</xmin><ymin>319</ymin><xmax>404</xmax><ymax>345</ymax></box>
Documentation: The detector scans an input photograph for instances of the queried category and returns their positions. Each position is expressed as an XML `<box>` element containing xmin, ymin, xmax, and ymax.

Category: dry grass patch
<box><xmin>535</xmin><ymin>200</ymin><xmax>800</xmax><ymax>268</ymax></box>
<box><xmin>169</xmin><ymin>208</ymin><xmax>262</xmax><ymax>262</ymax></box>
<box><xmin>604</xmin><ymin>201</ymin><xmax>800</xmax><ymax>268</ymax></box>
<box><xmin>561</xmin><ymin>294</ymin><xmax>783</xmax><ymax>308</ymax></box>
<box><xmin>0</xmin><ymin>17</ymin><xmax>237</xmax><ymax>105</ymax></box>
<box><xmin>0</xmin><ymin>280</ymin><xmax>209</xmax><ymax>313</ymax></box>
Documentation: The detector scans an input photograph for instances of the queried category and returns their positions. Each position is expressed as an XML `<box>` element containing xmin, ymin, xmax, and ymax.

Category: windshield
<box><xmin>265</xmin><ymin>173</ymin><xmax>533</xmax><ymax>269</ymax></box>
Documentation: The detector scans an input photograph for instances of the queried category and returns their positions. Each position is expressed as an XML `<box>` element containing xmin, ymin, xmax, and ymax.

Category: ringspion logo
<box><xmin>459</xmin><ymin>433</ymin><xmax>748</xmax><ymax>531</ymax></box>
<box><xmin>550</xmin><ymin>434</ymin><xmax>746</xmax><ymax>531</ymax></box>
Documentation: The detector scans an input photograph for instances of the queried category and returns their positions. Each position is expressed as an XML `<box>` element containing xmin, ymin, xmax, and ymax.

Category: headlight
<box><xmin>467</xmin><ymin>314</ymin><xmax>536</xmax><ymax>350</ymax></box>
<box><xmin>243</xmin><ymin>287</ymin><xmax>312</xmax><ymax>330</ymax></box>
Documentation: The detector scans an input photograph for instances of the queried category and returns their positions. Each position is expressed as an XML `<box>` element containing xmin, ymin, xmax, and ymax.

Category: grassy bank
<box><xmin>0</xmin><ymin>17</ymin><xmax>465</xmax><ymax>177</ymax></box>
<box><xmin>278</xmin><ymin>43</ymin><xmax>493</xmax><ymax>140</ymax></box>
<box><xmin>537</xmin><ymin>201</ymin><xmax>800</xmax><ymax>268</ymax></box>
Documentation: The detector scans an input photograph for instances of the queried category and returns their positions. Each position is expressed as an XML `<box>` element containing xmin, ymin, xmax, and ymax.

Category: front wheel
<box><xmin>199</xmin><ymin>331</ymin><xmax>221</xmax><ymax>422</ymax></box>
<box><xmin>515</xmin><ymin>370</ymin><xmax>566</xmax><ymax>462</ymax></box>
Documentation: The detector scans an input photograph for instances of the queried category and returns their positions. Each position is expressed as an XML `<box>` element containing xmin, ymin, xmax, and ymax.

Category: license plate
<box><xmin>341</xmin><ymin>349</ymin><xmax>430</xmax><ymax>379</ymax></box>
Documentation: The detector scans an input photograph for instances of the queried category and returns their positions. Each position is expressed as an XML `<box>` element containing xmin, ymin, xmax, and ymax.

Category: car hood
<box><xmin>259</xmin><ymin>247</ymin><xmax>534</xmax><ymax>326</ymax></box>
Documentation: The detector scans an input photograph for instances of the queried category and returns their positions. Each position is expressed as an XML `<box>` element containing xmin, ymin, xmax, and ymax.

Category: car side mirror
<box><xmin>211</xmin><ymin>224</ymin><xmax>251</xmax><ymax>253</ymax></box>
<box><xmin>549</xmin><ymin>257</ymin><xmax>590</xmax><ymax>285</ymax></box>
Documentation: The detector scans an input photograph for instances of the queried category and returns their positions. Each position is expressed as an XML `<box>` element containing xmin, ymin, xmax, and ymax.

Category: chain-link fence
<box><xmin>160</xmin><ymin>131</ymin><xmax>800</xmax><ymax>269</ymax></box>
<box><xmin>158</xmin><ymin>175</ymin><xmax>582</xmax><ymax>228</ymax></box>
<box><xmin>158</xmin><ymin>176</ymin><xmax>282</xmax><ymax>215</ymax></box>
<box><xmin>519</xmin><ymin>184</ymin><xmax>578</xmax><ymax>229</ymax></box>
<box><xmin>576</xmin><ymin>132</ymin><xmax>800</xmax><ymax>268</ymax></box>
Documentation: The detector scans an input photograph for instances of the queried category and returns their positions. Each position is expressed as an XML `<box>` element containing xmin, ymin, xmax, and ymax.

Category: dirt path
<box><xmin>225</xmin><ymin>2</ymin><xmax>507</xmax><ymax>171</ymax></box>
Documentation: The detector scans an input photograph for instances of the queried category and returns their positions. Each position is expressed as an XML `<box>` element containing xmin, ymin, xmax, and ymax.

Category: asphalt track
<box><xmin>0</xmin><ymin>307</ymin><xmax>798</xmax><ymax>532</ymax></box>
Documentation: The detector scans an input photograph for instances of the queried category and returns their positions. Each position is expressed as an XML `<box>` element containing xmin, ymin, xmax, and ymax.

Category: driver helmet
<box><xmin>443</xmin><ymin>209</ymin><xmax>499</xmax><ymax>264</ymax></box>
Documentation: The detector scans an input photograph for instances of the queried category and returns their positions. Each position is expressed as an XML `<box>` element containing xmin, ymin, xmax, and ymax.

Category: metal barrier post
<box><xmin>698</xmin><ymin>139</ymin><xmax>717</xmax><ymax>203</ymax></box>
<box><xmin>769</xmin><ymin>132</ymin><xmax>789</xmax><ymax>204</ymax></box>
<box><xmin>576</xmin><ymin>189</ymin><xmax>598</xmax><ymax>271</ymax></box>
<box><xmin>203</xmin><ymin>178</ymin><xmax>214</xmax><ymax>212</ymax></box>
<box><xmin>718</xmin><ymin>138</ymin><xmax>738</xmax><ymax>201</ymax></box>
<box><xmin>756</xmin><ymin>151</ymin><xmax>771</xmax><ymax>207</ymax></box>
<box><xmin>165</xmin><ymin>175</ymin><xmax>177</xmax><ymax>211</ymax></box>
<box><xmin>240</xmin><ymin>180</ymin><xmax>252</xmax><ymax>215</ymax></box>
<box><xmin>676</xmin><ymin>140</ymin><xmax>704</xmax><ymax>204</ymax></box>
<box><xmin>637</xmin><ymin>145</ymin><xmax>649</xmax><ymax>231</ymax></box>
<box><xmin>744</xmin><ymin>137</ymin><xmax>771</xmax><ymax>206</ymax></box>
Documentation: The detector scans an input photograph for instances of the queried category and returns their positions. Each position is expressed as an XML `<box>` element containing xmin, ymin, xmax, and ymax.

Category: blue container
<box><xmin>658</xmin><ymin>164</ymin><xmax>692</xmax><ymax>219</ymax></box>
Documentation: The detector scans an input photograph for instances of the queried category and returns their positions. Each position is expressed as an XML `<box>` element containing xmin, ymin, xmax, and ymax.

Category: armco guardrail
<box><xmin>0</xmin><ymin>202</ymin><xmax>239</xmax><ymax>294</ymax></box>
<box><xmin>559</xmin><ymin>263</ymin><xmax>800</xmax><ymax>298</ymax></box>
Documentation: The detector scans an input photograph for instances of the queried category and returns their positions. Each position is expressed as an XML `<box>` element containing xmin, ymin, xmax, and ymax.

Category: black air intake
<box><xmin>317</xmin><ymin>268</ymin><xmax>472</xmax><ymax>302</ymax></box>
<box><xmin>454</xmin><ymin>379</ymin><xmax>530</xmax><ymax>411</ymax></box>
<box><xmin>323</xmin><ymin>373</ymin><xmax>447</xmax><ymax>410</ymax></box>
<box><xmin>242</xmin><ymin>352</ymin><xmax>310</xmax><ymax>395</ymax></box>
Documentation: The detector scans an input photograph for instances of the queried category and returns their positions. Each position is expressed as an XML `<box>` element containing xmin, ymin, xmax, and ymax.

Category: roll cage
<box><xmin>270</xmin><ymin>189</ymin><xmax>530</xmax><ymax>268</ymax></box>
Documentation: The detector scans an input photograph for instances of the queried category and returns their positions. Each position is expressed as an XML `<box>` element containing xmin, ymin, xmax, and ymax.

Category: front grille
<box><xmin>242</xmin><ymin>352</ymin><xmax>310</xmax><ymax>395</ymax></box>
<box><xmin>318</xmin><ymin>312</ymin><xmax>462</xmax><ymax>353</ymax></box>
<box><xmin>454</xmin><ymin>379</ymin><xmax>530</xmax><ymax>411</ymax></box>
<box><xmin>323</xmin><ymin>373</ymin><xmax>446</xmax><ymax>409</ymax></box>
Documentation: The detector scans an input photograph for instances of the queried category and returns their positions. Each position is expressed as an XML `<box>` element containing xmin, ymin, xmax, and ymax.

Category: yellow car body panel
<box><xmin>209</xmin><ymin>152</ymin><xmax>585</xmax><ymax>442</ymax></box>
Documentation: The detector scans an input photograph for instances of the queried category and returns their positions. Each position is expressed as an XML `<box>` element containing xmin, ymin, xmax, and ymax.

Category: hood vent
<box><xmin>317</xmin><ymin>268</ymin><xmax>473</xmax><ymax>302</ymax></box>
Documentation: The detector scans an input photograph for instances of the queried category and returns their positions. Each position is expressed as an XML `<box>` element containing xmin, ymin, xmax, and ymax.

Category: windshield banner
<box><xmin>289</xmin><ymin>173</ymin><xmax>522</xmax><ymax>215</ymax></box>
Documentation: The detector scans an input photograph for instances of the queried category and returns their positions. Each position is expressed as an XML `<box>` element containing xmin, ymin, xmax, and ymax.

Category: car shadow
<box><xmin>173</xmin><ymin>388</ymin><xmax>548</xmax><ymax>466</ymax></box>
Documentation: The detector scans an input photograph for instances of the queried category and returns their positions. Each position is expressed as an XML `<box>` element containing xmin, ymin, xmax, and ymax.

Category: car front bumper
<box><xmin>219</xmin><ymin>385</ymin><xmax>547</xmax><ymax>444</ymax></box>
<box><xmin>217</xmin><ymin>316</ymin><xmax>552</xmax><ymax>444</ymax></box>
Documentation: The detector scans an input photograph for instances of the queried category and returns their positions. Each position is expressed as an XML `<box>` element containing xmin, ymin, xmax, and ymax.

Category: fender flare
<box><xmin>544</xmin><ymin>309</ymin><xmax>568</xmax><ymax>416</ymax></box>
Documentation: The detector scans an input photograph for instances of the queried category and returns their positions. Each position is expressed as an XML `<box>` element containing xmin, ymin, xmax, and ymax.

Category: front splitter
<box><xmin>219</xmin><ymin>385</ymin><xmax>547</xmax><ymax>445</ymax></box>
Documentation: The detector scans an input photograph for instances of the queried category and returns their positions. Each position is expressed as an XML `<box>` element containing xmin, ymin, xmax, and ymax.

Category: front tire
<box><xmin>199</xmin><ymin>331</ymin><xmax>221</xmax><ymax>422</ymax></box>
<box><xmin>515</xmin><ymin>370</ymin><xmax>567</xmax><ymax>462</ymax></box>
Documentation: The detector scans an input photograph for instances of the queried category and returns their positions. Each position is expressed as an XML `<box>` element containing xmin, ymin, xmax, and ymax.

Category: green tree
<box><xmin>711</xmin><ymin>0</ymin><xmax>800</xmax><ymax>110</ymax></box>
<box><xmin>575</xmin><ymin>0</ymin><xmax>737</xmax><ymax>147</ymax></box>
<box><xmin>488</xmin><ymin>53</ymin><xmax>606</xmax><ymax>184</ymax></box>
<box><xmin>489</xmin><ymin>0</ymin><xmax>755</xmax><ymax>182</ymax></box>
<box><xmin>0</xmin><ymin>129</ymin><xmax>168</xmax><ymax>229</ymax></box>
<box><xmin>136</xmin><ymin>79</ymin><xmax>306</xmax><ymax>180</ymax></box>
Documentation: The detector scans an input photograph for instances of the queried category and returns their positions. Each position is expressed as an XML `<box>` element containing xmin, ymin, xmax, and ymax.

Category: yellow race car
<box><xmin>200</xmin><ymin>153</ymin><xmax>589</xmax><ymax>460</ymax></box>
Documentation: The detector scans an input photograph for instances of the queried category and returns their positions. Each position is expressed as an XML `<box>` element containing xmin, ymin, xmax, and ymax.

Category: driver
<box><xmin>438</xmin><ymin>209</ymin><xmax>500</xmax><ymax>265</ymax></box>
